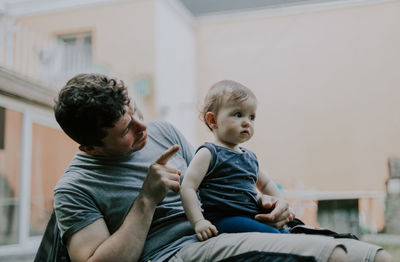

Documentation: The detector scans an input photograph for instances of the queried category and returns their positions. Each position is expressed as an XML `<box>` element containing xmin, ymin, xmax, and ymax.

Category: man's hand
<box><xmin>194</xmin><ymin>219</ymin><xmax>218</xmax><ymax>241</ymax></box>
<box><xmin>254</xmin><ymin>195</ymin><xmax>295</xmax><ymax>229</ymax></box>
<box><xmin>140</xmin><ymin>145</ymin><xmax>181</xmax><ymax>205</ymax></box>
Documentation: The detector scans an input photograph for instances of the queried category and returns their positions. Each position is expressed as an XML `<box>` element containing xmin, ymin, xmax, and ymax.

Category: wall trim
<box><xmin>0</xmin><ymin>67</ymin><xmax>56</xmax><ymax>109</ymax></box>
<box><xmin>197</xmin><ymin>0</ymin><xmax>396</xmax><ymax>23</ymax></box>
<box><xmin>2</xmin><ymin>0</ymin><xmax>130</xmax><ymax>17</ymax></box>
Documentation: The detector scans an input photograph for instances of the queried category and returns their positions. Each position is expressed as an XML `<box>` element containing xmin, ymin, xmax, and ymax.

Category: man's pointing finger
<box><xmin>155</xmin><ymin>145</ymin><xmax>180</xmax><ymax>165</ymax></box>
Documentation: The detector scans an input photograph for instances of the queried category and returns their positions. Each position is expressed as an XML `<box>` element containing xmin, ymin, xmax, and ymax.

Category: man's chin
<box><xmin>135</xmin><ymin>140</ymin><xmax>147</xmax><ymax>151</ymax></box>
<box><xmin>133</xmin><ymin>133</ymin><xmax>148</xmax><ymax>152</ymax></box>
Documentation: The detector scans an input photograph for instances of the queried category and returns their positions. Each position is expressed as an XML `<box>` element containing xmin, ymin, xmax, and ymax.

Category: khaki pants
<box><xmin>169</xmin><ymin>233</ymin><xmax>382</xmax><ymax>262</ymax></box>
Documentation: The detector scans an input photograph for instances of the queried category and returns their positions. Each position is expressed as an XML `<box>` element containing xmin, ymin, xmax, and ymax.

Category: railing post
<box><xmin>0</xmin><ymin>15</ymin><xmax>4</xmax><ymax>65</ymax></box>
<box><xmin>385</xmin><ymin>157</ymin><xmax>400</xmax><ymax>234</ymax></box>
<box><xmin>4</xmin><ymin>16</ymin><xmax>15</xmax><ymax>70</ymax></box>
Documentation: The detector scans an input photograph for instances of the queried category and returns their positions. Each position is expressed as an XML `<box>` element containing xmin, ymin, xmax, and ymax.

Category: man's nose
<box><xmin>132</xmin><ymin>116</ymin><xmax>147</xmax><ymax>132</ymax></box>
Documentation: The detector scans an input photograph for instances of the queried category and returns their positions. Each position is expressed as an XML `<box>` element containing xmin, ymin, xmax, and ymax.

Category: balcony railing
<box><xmin>0</xmin><ymin>16</ymin><xmax>95</xmax><ymax>90</ymax></box>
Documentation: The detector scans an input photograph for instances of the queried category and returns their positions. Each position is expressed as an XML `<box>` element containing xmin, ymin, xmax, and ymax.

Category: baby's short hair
<box><xmin>201</xmin><ymin>80</ymin><xmax>256</xmax><ymax>130</ymax></box>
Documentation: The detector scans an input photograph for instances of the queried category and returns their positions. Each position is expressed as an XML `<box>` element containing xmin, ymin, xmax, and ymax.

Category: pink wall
<box><xmin>196</xmin><ymin>1</ymin><xmax>400</xmax><ymax>193</ymax></box>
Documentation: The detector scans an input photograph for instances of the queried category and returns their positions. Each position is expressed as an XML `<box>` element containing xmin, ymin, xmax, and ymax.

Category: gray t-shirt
<box><xmin>54</xmin><ymin>120</ymin><xmax>198</xmax><ymax>261</ymax></box>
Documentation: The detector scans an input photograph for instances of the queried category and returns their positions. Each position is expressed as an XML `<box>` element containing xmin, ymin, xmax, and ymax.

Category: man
<box><xmin>54</xmin><ymin>73</ymin><xmax>392</xmax><ymax>262</ymax></box>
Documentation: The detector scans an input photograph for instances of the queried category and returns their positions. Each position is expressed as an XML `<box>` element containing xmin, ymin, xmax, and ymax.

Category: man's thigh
<box><xmin>169</xmin><ymin>233</ymin><xmax>341</xmax><ymax>262</ymax></box>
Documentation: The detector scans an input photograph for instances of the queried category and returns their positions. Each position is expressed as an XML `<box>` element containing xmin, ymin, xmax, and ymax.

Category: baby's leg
<box><xmin>213</xmin><ymin>216</ymin><xmax>281</xmax><ymax>233</ymax></box>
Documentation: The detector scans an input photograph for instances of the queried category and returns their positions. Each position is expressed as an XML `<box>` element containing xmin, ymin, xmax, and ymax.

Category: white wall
<box><xmin>154</xmin><ymin>0</ymin><xmax>197</xmax><ymax>142</ymax></box>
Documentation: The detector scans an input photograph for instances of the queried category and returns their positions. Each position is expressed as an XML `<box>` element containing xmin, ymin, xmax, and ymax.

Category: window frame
<box><xmin>0</xmin><ymin>94</ymin><xmax>59</xmax><ymax>256</ymax></box>
<box><xmin>57</xmin><ymin>31</ymin><xmax>93</xmax><ymax>75</ymax></box>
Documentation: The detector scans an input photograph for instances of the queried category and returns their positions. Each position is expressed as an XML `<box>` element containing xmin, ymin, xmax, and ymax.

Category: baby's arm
<box><xmin>256</xmin><ymin>170</ymin><xmax>281</xmax><ymax>197</ymax></box>
<box><xmin>181</xmin><ymin>147</ymin><xmax>219</xmax><ymax>241</ymax></box>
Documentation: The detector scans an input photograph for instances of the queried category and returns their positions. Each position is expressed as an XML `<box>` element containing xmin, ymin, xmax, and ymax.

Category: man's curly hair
<box><xmin>54</xmin><ymin>73</ymin><xmax>130</xmax><ymax>146</ymax></box>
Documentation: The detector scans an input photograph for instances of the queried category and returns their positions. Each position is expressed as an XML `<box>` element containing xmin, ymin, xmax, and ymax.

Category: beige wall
<box><xmin>196</xmin><ymin>1</ymin><xmax>400</xmax><ymax>193</ymax></box>
<box><xmin>16</xmin><ymin>0</ymin><xmax>157</xmax><ymax>118</ymax></box>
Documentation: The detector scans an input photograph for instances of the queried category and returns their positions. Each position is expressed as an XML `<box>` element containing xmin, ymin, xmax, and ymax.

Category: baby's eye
<box><xmin>250</xmin><ymin>115</ymin><xmax>255</xmax><ymax>121</ymax></box>
<box><xmin>233</xmin><ymin>112</ymin><xmax>242</xmax><ymax>117</ymax></box>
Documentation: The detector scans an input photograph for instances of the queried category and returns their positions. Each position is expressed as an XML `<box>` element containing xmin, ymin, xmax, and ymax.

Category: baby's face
<box><xmin>214</xmin><ymin>97</ymin><xmax>257</xmax><ymax>147</ymax></box>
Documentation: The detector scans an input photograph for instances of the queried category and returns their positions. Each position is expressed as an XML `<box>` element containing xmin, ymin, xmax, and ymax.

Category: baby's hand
<box><xmin>194</xmin><ymin>219</ymin><xmax>219</xmax><ymax>241</ymax></box>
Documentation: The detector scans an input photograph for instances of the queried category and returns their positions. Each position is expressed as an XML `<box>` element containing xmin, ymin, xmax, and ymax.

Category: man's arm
<box><xmin>255</xmin><ymin>170</ymin><xmax>295</xmax><ymax>228</ymax></box>
<box><xmin>67</xmin><ymin>145</ymin><xmax>181</xmax><ymax>262</ymax></box>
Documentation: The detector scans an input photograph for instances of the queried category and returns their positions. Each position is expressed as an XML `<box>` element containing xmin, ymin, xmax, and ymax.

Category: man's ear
<box><xmin>205</xmin><ymin>112</ymin><xmax>217</xmax><ymax>130</ymax></box>
<box><xmin>79</xmin><ymin>145</ymin><xmax>102</xmax><ymax>155</ymax></box>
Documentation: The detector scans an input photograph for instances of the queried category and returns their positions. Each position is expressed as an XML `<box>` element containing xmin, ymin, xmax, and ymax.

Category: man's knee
<box><xmin>374</xmin><ymin>250</ymin><xmax>393</xmax><ymax>262</ymax></box>
<box><xmin>328</xmin><ymin>247</ymin><xmax>348</xmax><ymax>262</ymax></box>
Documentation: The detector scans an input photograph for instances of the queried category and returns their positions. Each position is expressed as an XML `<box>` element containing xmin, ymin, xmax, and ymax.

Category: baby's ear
<box><xmin>205</xmin><ymin>112</ymin><xmax>217</xmax><ymax>129</ymax></box>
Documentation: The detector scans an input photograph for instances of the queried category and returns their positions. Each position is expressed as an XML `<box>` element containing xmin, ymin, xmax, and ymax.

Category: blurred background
<box><xmin>0</xmin><ymin>0</ymin><xmax>399</xmax><ymax>260</ymax></box>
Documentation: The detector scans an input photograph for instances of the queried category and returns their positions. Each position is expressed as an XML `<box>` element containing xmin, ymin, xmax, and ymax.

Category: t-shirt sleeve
<box><xmin>163</xmin><ymin>121</ymin><xmax>195</xmax><ymax>166</ymax></box>
<box><xmin>54</xmin><ymin>179</ymin><xmax>103</xmax><ymax>245</ymax></box>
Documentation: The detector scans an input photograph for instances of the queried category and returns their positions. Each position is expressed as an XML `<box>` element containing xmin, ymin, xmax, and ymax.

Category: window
<box><xmin>29</xmin><ymin>123</ymin><xmax>77</xmax><ymax>236</ymax></box>
<box><xmin>318</xmin><ymin>199</ymin><xmax>361</xmax><ymax>236</ymax></box>
<box><xmin>57</xmin><ymin>32</ymin><xmax>92</xmax><ymax>77</ymax></box>
<box><xmin>0</xmin><ymin>108</ymin><xmax>22</xmax><ymax>246</ymax></box>
<box><xmin>0</xmin><ymin>99</ymin><xmax>77</xmax><ymax>256</ymax></box>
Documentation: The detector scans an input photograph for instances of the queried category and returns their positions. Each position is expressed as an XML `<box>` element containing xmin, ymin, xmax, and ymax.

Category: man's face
<box><xmin>95</xmin><ymin>103</ymin><xmax>148</xmax><ymax>156</ymax></box>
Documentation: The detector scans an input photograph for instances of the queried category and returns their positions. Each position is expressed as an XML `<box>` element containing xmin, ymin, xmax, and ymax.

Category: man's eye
<box><xmin>233</xmin><ymin>112</ymin><xmax>242</xmax><ymax>117</ymax></box>
<box><xmin>122</xmin><ymin>128</ymin><xmax>129</xmax><ymax>136</ymax></box>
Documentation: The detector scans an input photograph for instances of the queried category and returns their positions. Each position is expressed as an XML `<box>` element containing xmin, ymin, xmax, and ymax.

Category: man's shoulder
<box><xmin>54</xmin><ymin>153</ymin><xmax>97</xmax><ymax>193</ymax></box>
<box><xmin>147</xmin><ymin>120</ymin><xmax>178</xmax><ymax>135</ymax></box>
<box><xmin>54</xmin><ymin>169</ymin><xmax>82</xmax><ymax>193</ymax></box>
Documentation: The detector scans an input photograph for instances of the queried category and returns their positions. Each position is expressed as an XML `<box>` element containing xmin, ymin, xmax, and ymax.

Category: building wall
<box><xmin>16</xmin><ymin>0</ymin><xmax>155</xmax><ymax>80</ymax></box>
<box><xmin>154</xmin><ymin>0</ymin><xmax>197</xmax><ymax>142</ymax></box>
<box><xmin>15</xmin><ymin>0</ymin><xmax>157</xmax><ymax>119</ymax></box>
<box><xmin>15</xmin><ymin>0</ymin><xmax>197</xmax><ymax>141</ymax></box>
<box><xmin>196</xmin><ymin>1</ymin><xmax>400</xmax><ymax>191</ymax></box>
<box><xmin>196</xmin><ymin>1</ymin><xmax>400</xmax><ymax>231</ymax></box>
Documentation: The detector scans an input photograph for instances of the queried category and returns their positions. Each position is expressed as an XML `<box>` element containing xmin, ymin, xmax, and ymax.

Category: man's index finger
<box><xmin>155</xmin><ymin>145</ymin><xmax>180</xmax><ymax>165</ymax></box>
